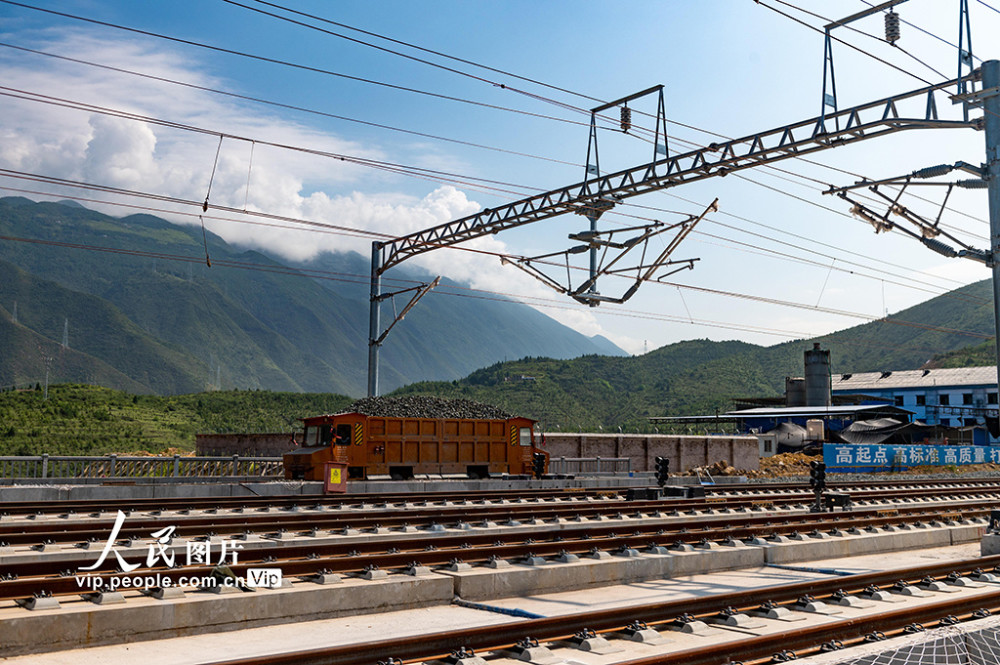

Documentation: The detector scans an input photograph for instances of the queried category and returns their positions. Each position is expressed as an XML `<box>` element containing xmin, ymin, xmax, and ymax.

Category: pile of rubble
<box><xmin>346</xmin><ymin>395</ymin><xmax>514</xmax><ymax>420</ymax></box>
<box><xmin>755</xmin><ymin>451</ymin><xmax>819</xmax><ymax>477</ymax></box>
<box><xmin>683</xmin><ymin>452</ymin><xmax>819</xmax><ymax>479</ymax></box>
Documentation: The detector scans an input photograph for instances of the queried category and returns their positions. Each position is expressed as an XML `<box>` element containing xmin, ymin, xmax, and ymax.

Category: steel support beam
<box><xmin>824</xmin><ymin>0</ymin><xmax>910</xmax><ymax>30</ymax></box>
<box><xmin>367</xmin><ymin>241</ymin><xmax>382</xmax><ymax>397</ymax></box>
<box><xmin>366</xmin><ymin>73</ymin><xmax>979</xmax><ymax>396</ymax></box>
<box><xmin>983</xmin><ymin>61</ymin><xmax>1000</xmax><ymax>407</ymax></box>
<box><xmin>376</xmin><ymin>74</ymin><xmax>978</xmax><ymax>273</ymax></box>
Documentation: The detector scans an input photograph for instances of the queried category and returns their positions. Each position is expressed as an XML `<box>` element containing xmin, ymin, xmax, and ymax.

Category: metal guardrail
<box><xmin>548</xmin><ymin>456</ymin><xmax>632</xmax><ymax>476</ymax></box>
<box><xmin>0</xmin><ymin>454</ymin><xmax>284</xmax><ymax>480</ymax></box>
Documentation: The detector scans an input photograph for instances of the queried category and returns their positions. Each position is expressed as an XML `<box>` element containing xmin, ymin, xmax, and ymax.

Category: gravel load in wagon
<box><xmin>345</xmin><ymin>395</ymin><xmax>514</xmax><ymax>420</ymax></box>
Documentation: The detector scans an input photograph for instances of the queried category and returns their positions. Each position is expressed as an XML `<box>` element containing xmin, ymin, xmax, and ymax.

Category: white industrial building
<box><xmin>832</xmin><ymin>366</ymin><xmax>999</xmax><ymax>444</ymax></box>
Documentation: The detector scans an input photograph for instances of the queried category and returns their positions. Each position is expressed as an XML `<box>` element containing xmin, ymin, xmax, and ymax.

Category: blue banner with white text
<box><xmin>823</xmin><ymin>443</ymin><xmax>996</xmax><ymax>473</ymax></box>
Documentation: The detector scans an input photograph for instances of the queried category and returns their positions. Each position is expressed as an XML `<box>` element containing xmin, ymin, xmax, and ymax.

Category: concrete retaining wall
<box><xmin>196</xmin><ymin>433</ymin><xmax>296</xmax><ymax>457</ymax></box>
<box><xmin>541</xmin><ymin>433</ymin><xmax>760</xmax><ymax>472</ymax></box>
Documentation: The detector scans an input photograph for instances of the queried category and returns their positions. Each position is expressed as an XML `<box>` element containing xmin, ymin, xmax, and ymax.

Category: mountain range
<box><xmin>393</xmin><ymin>279</ymin><xmax>999</xmax><ymax>431</ymax></box>
<box><xmin>3</xmin><ymin>195</ymin><xmax>995</xmax><ymax>427</ymax></box>
<box><xmin>0</xmin><ymin>197</ymin><xmax>624</xmax><ymax>396</ymax></box>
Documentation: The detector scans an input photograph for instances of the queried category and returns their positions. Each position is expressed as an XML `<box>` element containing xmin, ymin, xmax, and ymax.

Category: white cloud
<box><xmin>83</xmin><ymin>115</ymin><xmax>159</xmax><ymax>190</ymax></box>
<box><xmin>0</xmin><ymin>30</ymin><xmax>619</xmax><ymax>345</ymax></box>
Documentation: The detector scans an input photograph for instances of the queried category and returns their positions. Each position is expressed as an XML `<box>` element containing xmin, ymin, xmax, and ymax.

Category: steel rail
<box><xmin>0</xmin><ymin>500</ymin><xmax>990</xmax><ymax>601</ymax></box>
<box><xmin>624</xmin><ymin>592</ymin><xmax>1000</xmax><ymax>665</ymax></box>
<box><xmin>5</xmin><ymin>477</ymin><xmax>1000</xmax><ymax>518</ymax></box>
<box><xmin>4</xmin><ymin>482</ymin><xmax>999</xmax><ymax>546</ymax></box>
<box><xmin>202</xmin><ymin>555</ymin><xmax>1000</xmax><ymax>665</ymax></box>
<box><xmin>0</xmin><ymin>482</ymin><xmax>988</xmax><ymax>547</ymax></box>
<box><xmin>0</xmin><ymin>487</ymin><xmax>624</xmax><ymax>516</ymax></box>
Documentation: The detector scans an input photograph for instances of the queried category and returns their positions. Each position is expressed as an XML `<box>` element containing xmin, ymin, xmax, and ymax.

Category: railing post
<box><xmin>173</xmin><ymin>454</ymin><xmax>180</xmax><ymax>477</ymax></box>
<box><xmin>596</xmin><ymin>456</ymin><xmax>602</xmax><ymax>474</ymax></box>
<box><xmin>232</xmin><ymin>454</ymin><xmax>239</xmax><ymax>476</ymax></box>
<box><xmin>110</xmin><ymin>454</ymin><xmax>118</xmax><ymax>477</ymax></box>
<box><xmin>41</xmin><ymin>454</ymin><xmax>48</xmax><ymax>479</ymax></box>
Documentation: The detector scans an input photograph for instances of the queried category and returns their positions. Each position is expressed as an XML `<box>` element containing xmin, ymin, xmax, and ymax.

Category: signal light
<box><xmin>809</xmin><ymin>460</ymin><xmax>827</xmax><ymax>491</ymax></box>
<box><xmin>532</xmin><ymin>452</ymin><xmax>546</xmax><ymax>479</ymax></box>
<box><xmin>654</xmin><ymin>456</ymin><xmax>670</xmax><ymax>486</ymax></box>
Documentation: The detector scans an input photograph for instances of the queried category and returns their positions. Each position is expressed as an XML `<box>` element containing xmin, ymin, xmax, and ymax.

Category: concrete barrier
<box><xmin>0</xmin><ymin>574</ymin><xmax>454</xmax><ymax>656</ymax></box>
<box><xmin>541</xmin><ymin>433</ymin><xmax>759</xmax><ymax>472</ymax></box>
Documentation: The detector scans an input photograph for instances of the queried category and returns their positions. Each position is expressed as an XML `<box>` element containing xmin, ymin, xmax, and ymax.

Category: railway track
<box><xmin>4</xmin><ymin>479</ymin><xmax>1000</xmax><ymax>663</ymax></box>
<box><xmin>5</xmin><ymin>476</ymin><xmax>1000</xmax><ymax>517</ymax></box>
<box><xmin>0</xmin><ymin>497</ymin><xmax>991</xmax><ymax>602</ymax></box>
<box><xmin>198</xmin><ymin>554</ymin><xmax>1000</xmax><ymax>665</ymax></box>
<box><xmin>3</xmin><ymin>479</ymin><xmax>1000</xmax><ymax>548</ymax></box>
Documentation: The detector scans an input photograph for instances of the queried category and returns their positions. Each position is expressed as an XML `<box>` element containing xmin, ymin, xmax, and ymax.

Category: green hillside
<box><xmin>924</xmin><ymin>340</ymin><xmax>995</xmax><ymax>369</ymax></box>
<box><xmin>0</xmin><ymin>384</ymin><xmax>352</xmax><ymax>455</ymax></box>
<box><xmin>3</xmin><ymin>195</ymin><xmax>997</xmax><ymax>445</ymax></box>
<box><xmin>391</xmin><ymin>279</ymin><xmax>1000</xmax><ymax>431</ymax></box>
<box><xmin>0</xmin><ymin>197</ymin><xmax>623</xmax><ymax>395</ymax></box>
<box><xmin>393</xmin><ymin>339</ymin><xmax>762</xmax><ymax>431</ymax></box>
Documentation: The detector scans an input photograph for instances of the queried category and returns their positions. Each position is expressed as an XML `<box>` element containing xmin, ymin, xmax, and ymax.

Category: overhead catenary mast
<box><xmin>818</xmin><ymin>2</ymin><xmax>1000</xmax><ymax>403</ymax></box>
<box><xmin>367</xmin><ymin>1</ymin><xmax>989</xmax><ymax>398</ymax></box>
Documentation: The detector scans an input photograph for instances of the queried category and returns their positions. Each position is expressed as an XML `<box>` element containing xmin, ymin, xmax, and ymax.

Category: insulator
<box><xmin>957</xmin><ymin>178</ymin><xmax>988</xmax><ymax>189</ymax></box>
<box><xmin>620</xmin><ymin>105</ymin><xmax>632</xmax><ymax>133</ymax></box>
<box><xmin>885</xmin><ymin>10</ymin><xmax>901</xmax><ymax>44</ymax></box>
<box><xmin>920</xmin><ymin>236</ymin><xmax>958</xmax><ymax>258</ymax></box>
<box><xmin>912</xmin><ymin>164</ymin><xmax>951</xmax><ymax>179</ymax></box>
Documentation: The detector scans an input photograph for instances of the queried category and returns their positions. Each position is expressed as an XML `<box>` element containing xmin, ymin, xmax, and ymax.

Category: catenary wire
<box><xmin>1</xmin><ymin>3</ymin><xmax>992</xmax><ymax>314</ymax></box>
<box><xmin>1</xmin><ymin>10</ymin><xmax>988</xmax><ymax>242</ymax></box>
<box><xmin>0</xmin><ymin>83</ymin><xmax>988</xmax><ymax>312</ymax></box>
<box><xmin>0</xmin><ymin>42</ymin><xmax>579</xmax><ymax>170</ymax></box>
<box><xmin>767</xmin><ymin>0</ymin><xmax>948</xmax><ymax>79</ymax></box>
<box><xmin>0</xmin><ymin>211</ymin><xmax>991</xmax><ymax>350</ymax></box>
<box><xmin>4</xmin><ymin>34</ymin><xmax>979</xmax><ymax>238</ymax></box>
<box><xmin>755</xmin><ymin>0</ymin><xmax>934</xmax><ymax>85</ymax></box>
<box><xmin>0</xmin><ymin>178</ymin><xmax>993</xmax><ymax>346</ymax></box>
<box><xmin>0</xmin><ymin>0</ymin><xmax>596</xmax><ymax>130</ymax></box>
<box><xmin>222</xmin><ymin>0</ymin><xmax>988</xmax><ymax>230</ymax></box>
<box><xmin>2</xmin><ymin>73</ymin><xmax>988</xmax><ymax>317</ymax></box>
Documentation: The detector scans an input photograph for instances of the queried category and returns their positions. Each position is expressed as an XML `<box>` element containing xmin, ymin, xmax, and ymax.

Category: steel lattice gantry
<box><xmin>367</xmin><ymin>72</ymin><xmax>981</xmax><ymax>396</ymax></box>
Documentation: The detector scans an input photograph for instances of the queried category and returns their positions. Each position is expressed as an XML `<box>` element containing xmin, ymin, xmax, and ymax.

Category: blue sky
<box><xmin>1</xmin><ymin>1</ymin><xmax>999</xmax><ymax>360</ymax></box>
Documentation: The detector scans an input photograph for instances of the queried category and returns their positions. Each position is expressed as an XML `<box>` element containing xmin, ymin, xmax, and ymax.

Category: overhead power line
<box><xmin>0</xmin><ymin>206</ymin><xmax>991</xmax><ymax>346</ymax></box>
<box><xmin>3</xmin><ymin>46</ymin><xmax>989</xmax><ymax>318</ymax></box>
<box><xmin>3</xmin><ymin>1</ymin><xmax>992</xmax><ymax>348</ymax></box>
<box><xmin>0</xmin><ymin>0</ymin><xmax>592</xmax><ymax>128</ymax></box>
<box><xmin>5</xmin><ymin>33</ymin><xmax>985</xmax><ymax>242</ymax></box>
<box><xmin>0</xmin><ymin>42</ymin><xmax>579</xmax><ymax>170</ymax></box>
<box><xmin>1</xmin><ymin>82</ymin><xmax>987</xmax><ymax>312</ymax></box>
<box><xmin>3</xmin><ymin>2</ymin><xmax>987</xmax><ymax>245</ymax></box>
<box><xmin>754</xmin><ymin>0</ymin><xmax>935</xmax><ymax>85</ymax></box>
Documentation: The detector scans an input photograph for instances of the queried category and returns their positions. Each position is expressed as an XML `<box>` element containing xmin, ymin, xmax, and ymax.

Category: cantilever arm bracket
<box><xmin>504</xmin><ymin>199</ymin><xmax>716</xmax><ymax>306</ymax></box>
<box><xmin>372</xmin><ymin>277</ymin><xmax>441</xmax><ymax>346</ymax></box>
